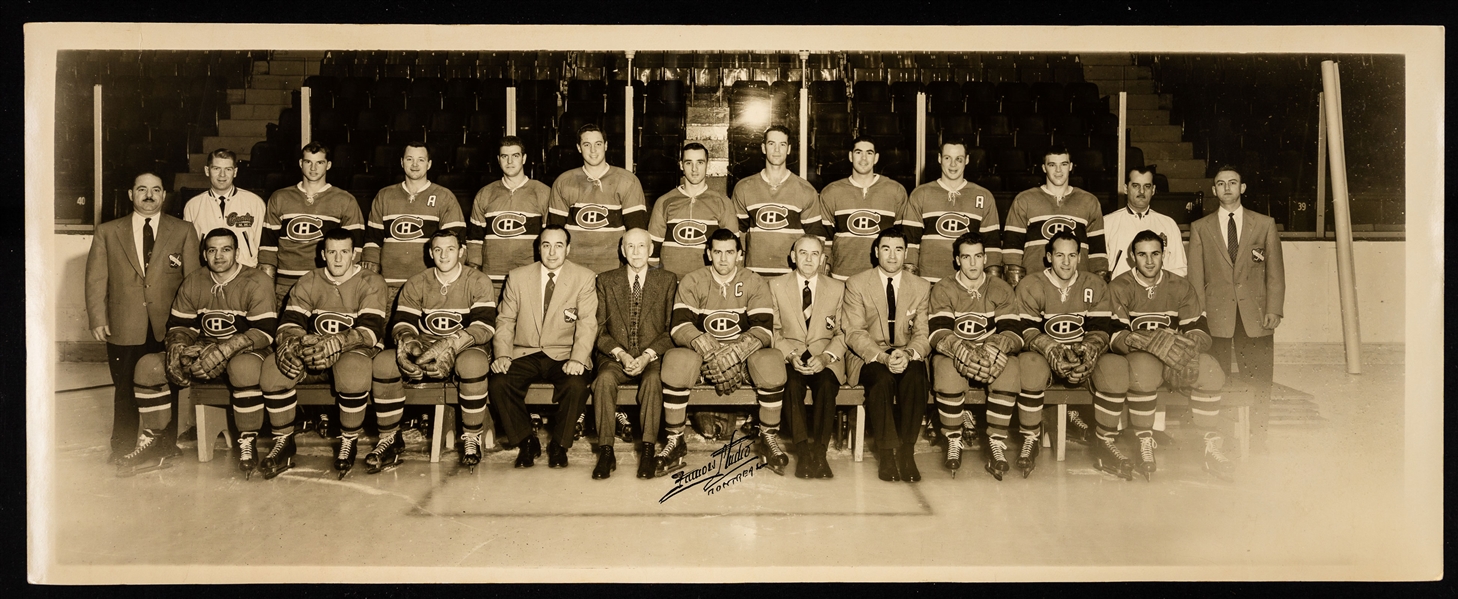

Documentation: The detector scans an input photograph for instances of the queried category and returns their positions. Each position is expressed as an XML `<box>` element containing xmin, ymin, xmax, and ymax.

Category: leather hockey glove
<box><xmin>1126</xmin><ymin>327</ymin><xmax>1199</xmax><ymax>370</ymax></box>
<box><xmin>416</xmin><ymin>332</ymin><xmax>475</xmax><ymax>380</ymax></box>
<box><xmin>301</xmin><ymin>328</ymin><xmax>374</xmax><ymax>371</ymax></box>
<box><xmin>978</xmin><ymin>332</ymin><xmax>1021</xmax><ymax>382</ymax></box>
<box><xmin>190</xmin><ymin>334</ymin><xmax>255</xmax><ymax>381</ymax></box>
<box><xmin>163</xmin><ymin>327</ymin><xmax>200</xmax><ymax>388</ymax></box>
<box><xmin>1003</xmin><ymin>264</ymin><xmax>1026</xmax><ymax>288</ymax></box>
<box><xmin>274</xmin><ymin>328</ymin><xmax>307</xmax><ymax>380</ymax></box>
<box><xmin>1067</xmin><ymin>333</ymin><xmax>1109</xmax><ymax>385</ymax></box>
<box><xmin>690</xmin><ymin>332</ymin><xmax>724</xmax><ymax>358</ymax></box>
<box><xmin>936</xmin><ymin>335</ymin><xmax>986</xmax><ymax>381</ymax></box>
<box><xmin>707</xmin><ymin>360</ymin><xmax>749</xmax><ymax>396</ymax></box>
<box><xmin>394</xmin><ymin>327</ymin><xmax>427</xmax><ymax>380</ymax></box>
<box><xmin>702</xmin><ymin>335</ymin><xmax>762</xmax><ymax>393</ymax></box>
<box><xmin>1028</xmin><ymin>333</ymin><xmax>1079</xmax><ymax>380</ymax></box>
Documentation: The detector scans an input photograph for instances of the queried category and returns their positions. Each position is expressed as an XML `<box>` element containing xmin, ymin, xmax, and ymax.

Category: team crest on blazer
<box><xmin>754</xmin><ymin>205</ymin><xmax>790</xmax><ymax>229</ymax></box>
<box><xmin>1252</xmin><ymin>248</ymin><xmax>1265</xmax><ymax>263</ymax></box>
<box><xmin>286</xmin><ymin>216</ymin><xmax>325</xmax><ymax>242</ymax></box>
<box><xmin>953</xmin><ymin>313</ymin><xmax>990</xmax><ymax>341</ymax></box>
<box><xmin>564</xmin><ymin>307</ymin><xmax>579</xmax><ymax>323</ymax></box>
<box><xmin>1044</xmin><ymin>313</ymin><xmax>1085</xmax><ymax>343</ymax></box>
<box><xmin>390</xmin><ymin>215</ymin><xmax>426</xmax><ymax>240</ymax></box>
<box><xmin>313</xmin><ymin>312</ymin><xmax>356</xmax><ymax>335</ymax></box>
<box><xmin>704</xmin><ymin>311</ymin><xmax>742</xmax><ymax>339</ymax></box>
<box><xmin>847</xmin><ymin>210</ymin><xmax>882</xmax><ymax>235</ymax></box>
<box><xmin>168</xmin><ymin>253</ymin><xmax>182</xmax><ymax>268</ymax></box>
<box><xmin>422</xmin><ymin>311</ymin><xmax>463</xmax><ymax>335</ymax></box>
<box><xmin>935</xmin><ymin>213</ymin><xmax>971</xmax><ymax>237</ymax></box>
<box><xmin>671</xmin><ymin>220</ymin><xmax>709</xmax><ymax>245</ymax></box>
<box><xmin>201</xmin><ymin>311</ymin><xmax>238</xmax><ymax>337</ymax></box>
<box><xmin>491</xmin><ymin>212</ymin><xmax>528</xmax><ymax>237</ymax></box>
<box><xmin>825</xmin><ymin>315</ymin><xmax>836</xmax><ymax>331</ymax></box>
<box><xmin>575</xmin><ymin>204</ymin><xmax>610</xmax><ymax>229</ymax></box>
<box><xmin>1040</xmin><ymin>215</ymin><xmax>1077</xmax><ymax>238</ymax></box>
<box><xmin>1130</xmin><ymin>313</ymin><xmax>1173</xmax><ymax>331</ymax></box>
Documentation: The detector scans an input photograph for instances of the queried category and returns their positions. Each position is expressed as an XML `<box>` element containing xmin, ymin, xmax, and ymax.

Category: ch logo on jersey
<box><xmin>935</xmin><ymin>213</ymin><xmax>971</xmax><ymax>238</ymax></box>
<box><xmin>847</xmin><ymin>211</ymin><xmax>882</xmax><ymax>236</ymax></box>
<box><xmin>286</xmin><ymin>216</ymin><xmax>325</xmax><ymax>242</ymax></box>
<box><xmin>671</xmin><ymin>220</ymin><xmax>709</xmax><ymax>246</ymax></box>
<box><xmin>1040</xmin><ymin>216</ymin><xmax>1078</xmax><ymax>239</ymax></box>
<box><xmin>390</xmin><ymin>216</ymin><xmax>426</xmax><ymax>240</ymax></box>
<box><xmin>704</xmin><ymin>311</ymin><xmax>743</xmax><ymax>340</ymax></box>
<box><xmin>1130</xmin><ymin>314</ymin><xmax>1172</xmax><ymax>331</ymax></box>
<box><xmin>1044</xmin><ymin>313</ymin><xmax>1086</xmax><ymax>343</ymax></box>
<box><xmin>492</xmin><ymin>212</ymin><xmax>528</xmax><ymax>237</ymax></box>
<box><xmin>201</xmin><ymin>312</ymin><xmax>237</xmax><ymax>337</ymax></box>
<box><xmin>422</xmin><ymin>311</ymin><xmax>463</xmax><ymax>335</ymax></box>
<box><xmin>313</xmin><ymin>312</ymin><xmax>356</xmax><ymax>335</ymax></box>
<box><xmin>575</xmin><ymin>204</ymin><xmax>610</xmax><ymax>229</ymax></box>
<box><xmin>953</xmin><ymin>313</ymin><xmax>990</xmax><ymax>341</ymax></box>
<box><xmin>755</xmin><ymin>205</ymin><xmax>790</xmax><ymax>230</ymax></box>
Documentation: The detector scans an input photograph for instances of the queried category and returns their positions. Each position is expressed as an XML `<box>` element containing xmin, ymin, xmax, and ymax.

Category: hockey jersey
<box><xmin>928</xmin><ymin>272</ymin><xmax>1019</xmax><ymax>349</ymax></box>
<box><xmin>900</xmin><ymin>179</ymin><xmax>1002</xmax><ymax>282</ymax></box>
<box><xmin>278</xmin><ymin>265</ymin><xmax>389</xmax><ymax>349</ymax></box>
<box><xmin>1107</xmin><ymin>270</ymin><xmax>1210</xmax><ymax>348</ymax></box>
<box><xmin>392</xmin><ymin>266</ymin><xmax>498</xmax><ymax>347</ymax></box>
<box><xmin>259</xmin><ymin>184</ymin><xmax>365</xmax><ymax>278</ymax></box>
<box><xmin>648</xmin><ymin>186</ymin><xmax>739</xmax><ymax>279</ymax></box>
<box><xmin>1002</xmin><ymin>186</ymin><xmax>1108</xmax><ymax>274</ymax></box>
<box><xmin>1013</xmin><ymin>268</ymin><xmax>1113</xmax><ymax>346</ymax></box>
<box><xmin>670</xmin><ymin>267</ymin><xmax>775</xmax><ymax>348</ymax></box>
<box><xmin>548</xmin><ymin>165</ymin><xmax>648</xmax><ymax>274</ymax></box>
<box><xmin>362</xmin><ymin>182</ymin><xmax>466</xmax><ymax>285</ymax></box>
<box><xmin>820</xmin><ymin>175</ymin><xmax>908</xmax><ymax>280</ymax></box>
<box><xmin>166</xmin><ymin>265</ymin><xmax>277</xmax><ymax>349</ymax></box>
<box><xmin>465</xmin><ymin>177</ymin><xmax>552</xmax><ymax>282</ymax></box>
<box><xmin>732</xmin><ymin>170</ymin><xmax>827</xmax><ymax>275</ymax></box>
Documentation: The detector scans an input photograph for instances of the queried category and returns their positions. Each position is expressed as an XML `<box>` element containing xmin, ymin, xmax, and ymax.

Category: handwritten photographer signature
<box><xmin>658</xmin><ymin>430</ymin><xmax>765</xmax><ymax>504</ymax></box>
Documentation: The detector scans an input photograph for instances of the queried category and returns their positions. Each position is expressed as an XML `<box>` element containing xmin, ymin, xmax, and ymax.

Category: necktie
<box><xmin>1227</xmin><ymin>213</ymin><xmax>1238</xmax><ymax>265</ymax></box>
<box><xmin>218</xmin><ymin>196</ymin><xmax>227</xmax><ymax>217</ymax></box>
<box><xmin>886</xmin><ymin>277</ymin><xmax>897</xmax><ymax>345</ymax></box>
<box><xmin>544</xmin><ymin>271</ymin><xmax>556</xmax><ymax>316</ymax></box>
<box><xmin>628</xmin><ymin>274</ymin><xmax>642</xmax><ymax>355</ymax></box>
<box><xmin>142</xmin><ymin>217</ymin><xmax>155</xmax><ymax>271</ymax></box>
<box><xmin>802</xmin><ymin>280</ymin><xmax>812</xmax><ymax>329</ymax></box>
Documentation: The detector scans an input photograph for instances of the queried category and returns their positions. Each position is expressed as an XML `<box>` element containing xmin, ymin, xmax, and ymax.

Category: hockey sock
<box><xmin>264</xmin><ymin>389</ymin><xmax>297</xmax><ymax>437</ymax></box>
<box><xmin>231</xmin><ymin>385</ymin><xmax>265</xmax><ymax>433</ymax></box>
<box><xmin>757</xmin><ymin>386</ymin><xmax>784</xmax><ymax>430</ymax></box>
<box><xmin>1189</xmin><ymin>392</ymin><xmax>1222</xmax><ymax>432</ymax></box>
<box><xmin>135</xmin><ymin>382</ymin><xmax>173</xmax><ymax>431</ymax></box>
<box><xmin>985</xmin><ymin>390</ymin><xmax>1017</xmax><ymax>438</ymax></box>
<box><xmin>663</xmin><ymin>384</ymin><xmax>690</xmax><ymax>434</ymax></box>
<box><xmin>336</xmin><ymin>390</ymin><xmax>369</xmax><ymax>435</ymax></box>
<box><xmin>1017</xmin><ymin>391</ymin><xmax>1045</xmax><ymax>433</ymax></box>
<box><xmin>934</xmin><ymin>390</ymin><xmax>964</xmax><ymax>434</ymax></box>
<box><xmin>1127</xmin><ymin>392</ymin><xmax>1157</xmax><ymax>432</ymax></box>
<box><xmin>1093</xmin><ymin>390</ymin><xmax>1127</xmax><ymax>438</ymax></box>
<box><xmin>458</xmin><ymin>372</ymin><xmax>489</xmax><ymax>433</ymax></box>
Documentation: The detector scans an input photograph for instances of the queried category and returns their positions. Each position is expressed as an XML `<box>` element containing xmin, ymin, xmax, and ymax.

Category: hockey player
<box><xmin>821</xmin><ymin>136</ymin><xmax>908</xmax><ymax>280</ymax></box>
<box><xmin>659</xmin><ymin>229</ymin><xmax>787</xmax><ymax>475</ymax></box>
<box><xmin>548</xmin><ymin>123</ymin><xmax>648</xmax><ymax>274</ymax></box>
<box><xmin>465</xmin><ymin>136</ymin><xmax>552</xmax><ymax>284</ymax></box>
<box><xmin>927</xmin><ymin>231</ymin><xmax>1021</xmax><ymax>480</ymax></box>
<box><xmin>900</xmin><ymin>139</ymin><xmax>1003</xmax><ymax>283</ymax></box>
<box><xmin>732</xmin><ymin>125</ymin><xmax>828</xmax><ymax>276</ymax></box>
<box><xmin>1001</xmin><ymin>146</ymin><xmax>1109</xmax><ymax>287</ymax></box>
<box><xmin>371</xmin><ymin>230</ymin><xmax>496</xmax><ymax>475</ymax></box>
<box><xmin>118</xmin><ymin>229</ymin><xmax>277</xmax><ymax>477</ymax></box>
<box><xmin>257</xmin><ymin>228</ymin><xmax>389</xmax><ymax>479</ymax></box>
<box><xmin>361</xmin><ymin>142</ymin><xmax>467</xmax><ymax>302</ymax></box>
<box><xmin>648</xmin><ymin>142</ymin><xmax>740</xmax><ymax>279</ymax></box>
<box><xmin>1010</xmin><ymin>230</ymin><xmax>1123</xmax><ymax>479</ymax></box>
<box><xmin>1104</xmin><ymin>166</ymin><xmax>1187</xmax><ymax>280</ymax></box>
<box><xmin>258</xmin><ymin>142</ymin><xmax>366</xmax><ymax>305</ymax></box>
<box><xmin>1108</xmin><ymin>230</ymin><xmax>1233</xmax><ymax>480</ymax></box>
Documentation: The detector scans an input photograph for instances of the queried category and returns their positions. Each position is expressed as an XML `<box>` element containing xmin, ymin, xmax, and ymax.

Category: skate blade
<box><xmin>656</xmin><ymin>459</ymin><xmax>686</xmax><ymax>478</ymax></box>
<box><xmin>261</xmin><ymin>460</ymin><xmax>294</xmax><ymax>480</ymax></box>
<box><xmin>985</xmin><ymin>465</ymin><xmax>1003</xmax><ymax>481</ymax></box>
<box><xmin>116</xmin><ymin>460</ymin><xmax>176</xmax><ymax>478</ymax></box>
<box><xmin>1020</xmin><ymin>466</ymin><xmax>1034</xmax><ymax>479</ymax></box>
<box><xmin>1138</xmin><ymin>471</ymin><xmax>1151</xmax><ymax>482</ymax></box>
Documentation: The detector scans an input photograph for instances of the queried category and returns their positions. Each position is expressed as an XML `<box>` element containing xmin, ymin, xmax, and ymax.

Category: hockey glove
<box><xmin>417</xmin><ymin>333</ymin><xmax>475</xmax><ymax>380</ymax></box>
<box><xmin>274</xmin><ymin>328</ymin><xmax>307</xmax><ymax>380</ymax></box>
<box><xmin>163</xmin><ymin>327</ymin><xmax>200</xmax><ymax>388</ymax></box>
<box><xmin>936</xmin><ymin>335</ymin><xmax>986</xmax><ymax>381</ymax></box>
<box><xmin>1028</xmin><ymin>333</ymin><xmax>1079</xmax><ymax>380</ymax></box>
<box><xmin>706</xmin><ymin>360</ymin><xmax>749</xmax><ymax>396</ymax></box>
<box><xmin>190</xmin><ymin>334</ymin><xmax>254</xmax><ymax>381</ymax></box>
<box><xmin>1003</xmin><ymin>264</ymin><xmax>1026</xmax><ymax>288</ymax></box>
<box><xmin>1164</xmin><ymin>361</ymin><xmax>1202</xmax><ymax>389</ymax></box>
<box><xmin>301</xmin><ymin>328</ymin><xmax>374</xmax><ymax>371</ymax></box>
<box><xmin>394</xmin><ymin>327</ymin><xmax>427</xmax><ymax>380</ymax></box>
<box><xmin>1066</xmin><ymin>333</ymin><xmax>1109</xmax><ymax>385</ymax></box>
<box><xmin>977</xmin><ymin>332</ymin><xmax>1021</xmax><ymax>382</ymax></box>
<box><xmin>690</xmin><ymin>332</ymin><xmax>723</xmax><ymax>358</ymax></box>
<box><xmin>1127</xmin><ymin>327</ymin><xmax>1198</xmax><ymax>370</ymax></box>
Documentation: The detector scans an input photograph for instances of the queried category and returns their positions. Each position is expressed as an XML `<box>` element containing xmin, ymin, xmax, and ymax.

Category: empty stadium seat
<box><xmin>391</xmin><ymin>110</ymin><xmax>428</xmax><ymax>144</ymax></box>
<box><xmin>810</xmin><ymin>80</ymin><xmax>847</xmax><ymax>104</ymax></box>
<box><xmin>428</xmin><ymin>110</ymin><xmax>466</xmax><ymax>144</ymax></box>
<box><xmin>408</xmin><ymin>77</ymin><xmax>446</xmax><ymax>111</ymax></box>
<box><xmin>926</xmin><ymin>81</ymin><xmax>965</xmax><ymax>115</ymax></box>
<box><xmin>987</xmin><ymin>148</ymin><xmax>1027</xmax><ymax>174</ymax></box>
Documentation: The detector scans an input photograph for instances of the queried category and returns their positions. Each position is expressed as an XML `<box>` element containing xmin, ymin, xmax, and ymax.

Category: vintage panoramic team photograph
<box><xmin>25</xmin><ymin>23</ymin><xmax>1442</xmax><ymax>584</ymax></box>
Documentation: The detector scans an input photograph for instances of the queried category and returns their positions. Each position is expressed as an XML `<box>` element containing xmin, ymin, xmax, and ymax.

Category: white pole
<box><xmin>505</xmin><ymin>86</ymin><xmax>516</xmax><ymax>136</ymax></box>
<box><xmin>1320</xmin><ymin>60</ymin><xmax>1362</xmax><ymax>374</ymax></box>
<box><xmin>1116</xmin><ymin>91</ymin><xmax>1127</xmax><ymax>206</ymax></box>
<box><xmin>1316</xmin><ymin>91</ymin><xmax>1327</xmax><ymax>237</ymax></box>
<box><xmin>300</xmin><ymin>86</ymin><xmax>311</xmax><ymax>148</ymax></box>
<box><xmin>93</xmin><ymin>83</ymin><xmax>103</xmax><ymax>226</ymax></box>
<box><xmin>625</xmin><ymin>50</ymin><xmax>635</xmax><ymax>172</ymax></box>
<box><xmin>914</xmin><ymin>91</ymin><xmax>926</xmax><ymax>184</ymax></box>
<box><xmin>799</xmin><ymin>51</ymin><xmax>809</xmax><ymax>179</ymax></box>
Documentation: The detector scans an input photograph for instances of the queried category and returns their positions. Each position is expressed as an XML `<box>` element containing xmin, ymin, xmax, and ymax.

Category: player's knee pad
<box><xmin>454</xmin><ymin>347</ymin><xmax>491</xmax><ymax>380</ymax></box>
<box><xmin>332</xmin><ymin>352</ymin><xmax>373</xmax><ymax>394</ymax></box>
<box><xmin>1125</xmin><ymin>351</ymin><xmax>1165</xmax><ymax>394</ymax></box>
<box><xmin>1091</xmin><ymin>354</ymin><xmax>1129</xmax><ymax>394</ymax></box>
<box><xmin>989</xmin><ymin>356</ymin><xmax>1020</xmax><ymax>395</ymax></box>
<box><xmin>225</xmin><ymin>351</ymin><xmax>264</xmax><ymax>388</ymax></box>
<box><xmin>747</xmin><ymin>348</ymin><xmax>788</xmax><ymax>388</ymax></box>
<box><xmin>1018</xmin><ymin>352</ymin><xmax>1051</xmax><ymax>392</ymax></box>
<box><xmin>660</xmin><ymin>348</ymin><xmax>702</xmax><ymax>388</ymax></box>
<box><xmin>133</xmin><ymin>352</ymin><xmax>167</xmax><ymax>387</ymax></box>
<box><xmin>258</xmin><ymin>356</ymin><xmax>297</xmax><ymax>393</ymax></box>
<box><xmin>930</xmin><ymin>355</ymin><xmax>970</xmax><ymax>395</ymax></box>
<box><xmin>1193</xmin><ymin>353</ymin><xmax>1225</xmax><ymax>392</ymax></box>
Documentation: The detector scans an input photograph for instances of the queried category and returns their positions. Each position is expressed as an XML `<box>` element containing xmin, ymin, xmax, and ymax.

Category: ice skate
<box><xmin>116</xmin><ymin>429</ymin><xmax>181</xmax><ymax>478</ymax></box>
<box><xmin>334</xmin><ymin>434</ymin><xmax>358</xmax><ymax>479</ymax></box>
<box><xmin>1092</xmin><ymin>433</ymin><xmax>1135</xmax><ymax>480</ymax></box>
<box><xmin>364</xmin><ymin>430</ymin><xmax>404</xmax><ymax>474</ymax></box>
<box><xmin>654</xmin><ymin>433</ymin><xmax>687</xmax><ymax>477</ymax></box>
<box><xmin>984</xmin><ymin>435</ymin><xmax>1010</xmax><ymax>481</ymax></box>
<box><xmin>258</xmin><ymin>433</ymin><xmax>296</xmax><ymax>480</ymax></box>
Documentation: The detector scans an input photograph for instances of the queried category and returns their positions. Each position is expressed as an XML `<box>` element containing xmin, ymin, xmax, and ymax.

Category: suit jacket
<box><xmin>1187</xmin><ymin>207</ymin><xmax>1286</xmax><ymax>338</ymax></box>
<box><xmin>842</xmin><ymin>267</ymin><xmax>932</xmax><ymax>362</ymax></box>
<box><xmin>769</xmin><ymin>272</ymin><xmax>849</xmax><ymax>383</ymax></box>
<box><xmin>494</xmin><ymin>260</ymin><xmax>598</xmax><ymax>364</ymax></box>
<box><xmin>85</xmin><ymin>212</ymin><xmax>201</xmax><ymax>345</ymax></box>
<box><xmin>593</xmin><ymin>266</ymin><xmax>678</xmax><ymax>368</ymax></box>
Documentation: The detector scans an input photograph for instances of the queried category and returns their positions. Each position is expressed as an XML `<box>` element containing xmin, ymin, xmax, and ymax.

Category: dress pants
<box><xmin>1207</xmin><ymin>313</ymin><xmax>1274</xmax><ymax>439</ymax></box>
<box><xmin>590</xmin><ymin>359</ymin><xmax>663</xmax><ymax>446</ymax></box>
<box><xmin>860</xmin><ymin>359</ymin><xmax>929</xmax><ymax>450</ymax></box>
<box><xmin>106</xmin><ymin>333</ymin><xmax>178</xmax><ymax>454</ymax></box>
<box><xmin>488</xmin><ymin>352</ymin><xmax>591</xmax><ymax>449</ymax></box>
<box><xmin>783</xmin><ymin>367</ymin><xmax>841</xmax><ymax>448</ymax></box>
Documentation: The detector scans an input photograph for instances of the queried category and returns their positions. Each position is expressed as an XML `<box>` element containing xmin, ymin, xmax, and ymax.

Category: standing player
<box><xmin>648</xmin><ymin>142</ymin><xmax>739</xmax><ymax>279</ymax></box>
<box><xmin>465</xmin><ymin>136</ymin><xmax>552</xmax><ymax>284</ymax></box>
<box><xmin>119</xmin><ymin>229</ymin><xmax>275</xmax><ymax>477</ymax></box>
<box><xmin>659</xmin><ymin>230</ymin><xmax>787</xmax><ymax>476</ymax></box>
<box><xmin>1104</xmin><ymin>166</ymin><xmax>1187</xmax><ymax>280</ymax></box>
<box><xmin>1001</xmin><ymin>146</ymin><xmax>1109</xmax><ymax>287</ymax></box>
<box><xmin>548</xmin><ymin>124</ymin><xmax>648</xmax><ymax>274</ymax></box>
<box><xmin>370</xmin><ymin>230</ymin><xmax>496</xmax><ymax>475</ymax></box>
<box><xmin>257</xmin><ymin>228</ymin><xmax>389</xmax><ymax>479</ymax></box>
<box><xmin>900</xmin><ymin>139</ymin><xmax>1002</xmax><ymax>283</ymax></box>
<box><xmin>821</xmin><ymin>136</ymin><xmax>908</xmax><ymax>280</ymax></box>
<box><xmin>1010</xmin><ymin>230</ymin><xmax>1123</xmax><ymax>479</ymax></box>
<box><xmin>183</xmin><ymin>149</ymin><xmax>267</xmax><ymax>267</ymax></box>
<box><xmin>732</xmin><ymin>125</ymin><xmax>828</xmax><ymax>276</ymax></box>
<box><xmin>258</xmin><ymin>142</ymin><xmax>366</xmax><ymax>305</ymax></box>
<box><xmin>767</xmin><ymin>235</ymin><xmax>847</xmax><ymax>479</ymax></box>
<box><xmin>1108</xmin><ymin>230</ymin><xmax>1233</xmax><ymax>480</ymax></box>
<box><xmin>361</xmin><ymin>142</ymin><xmax>466</xmax><ymax>302</ymax></box>
<box><xmin>927</xmin><ymin>231</ymin><xmax>1022</xmax><ymax>479</ymax></box>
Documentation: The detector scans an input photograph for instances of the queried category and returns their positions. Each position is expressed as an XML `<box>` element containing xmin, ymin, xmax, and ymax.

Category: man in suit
<box><xmin>768</xmin><ymin>234</ymin><xmax>847</xmax><ymax>479</ymax></box>
<box><xmin>490</xmin><ymin>225</ymin><xmax>599</xmax><ymax>469</ymax></box>
<box><xmin>590</xmin><ymin>228</ymin><xmax>678</xmax><ymax>480</ymax></box>
<box><xmin>843</xmin><ymin>226</ymin><xmax>932</xmax><ymax>483</ymax></box>
<box><xmin>86</xmin><ymin>172</ymin><xmax>200</xmax><ymax>463</ymax></box>
<box><xmin>1187</xmin><ymin>165</ymin><xmax>1285</xmax><ymax>449</ymax></box>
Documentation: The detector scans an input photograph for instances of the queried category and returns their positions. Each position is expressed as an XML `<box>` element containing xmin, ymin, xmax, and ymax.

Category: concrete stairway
<box><xmin>1080</xmin><ymin>54</ymin><xmax>1208</xmax><ymax>194</ymax></box>
<box><xmin>685</xmin><ymin>100</ymin><xmax>730</xmax><ymax>196</ymax></box>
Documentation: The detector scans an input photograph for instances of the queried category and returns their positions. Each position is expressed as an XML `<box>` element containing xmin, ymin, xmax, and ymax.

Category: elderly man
<box><xmin>1103</xmin><ymin>166</ymin><xmax>1187</xmax><ymax>280</ymax></box>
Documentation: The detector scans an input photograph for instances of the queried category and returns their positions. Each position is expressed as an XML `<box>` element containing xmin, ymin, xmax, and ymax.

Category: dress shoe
<box><xmin>899</xmin><ymin>446</ymin><xmax>922</xmax><ymax>482</ymax></box>
<box><xmin>636</xmin><ymin>442</ymin><xmax>656</xmax><ymax>479</ymax></box>
<box><xmin>547</xmin><ymin>440</ymin><xmax>569</xmax><ymax>468</ymax></box>
<box><xmin>876</xmin><ymin>448</ymin><xmax>900</xmax><ymax>482</ymax></box>
<box><xmin>794</xmin><ymin>445</ymin><xmax>813</xmax><ymax>479</ymax></box>
<box><xmin>514</xmin><ymin>435</ymin><xmax>542</xmax><ymax>468</ymax></box>
<box><xmin>592</xmin><ymin>445</ymin><xmax>616</xmax><ymax>479</ymax></box>
<box><xmin>815</xmin><ymin>446</ymin><xmax>834</xmax><ymax>479</ymax></box>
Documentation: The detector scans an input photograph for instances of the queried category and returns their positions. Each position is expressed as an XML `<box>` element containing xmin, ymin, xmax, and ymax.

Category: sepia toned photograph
<box><xmin>26</xmin><ymin>23</ymin><xmax>1443</xmax><ymax>584</ymax></box>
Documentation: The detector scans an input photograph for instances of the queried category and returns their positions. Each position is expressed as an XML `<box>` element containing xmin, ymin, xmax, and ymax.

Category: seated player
<box><xmin>1012</xmin><ymin>230</ymin><xmax>1122</xmax><ymax>479</ymax></box>
<box><xmin>118</xmin><ymin>229</ymin><xmax>277</xmax><ymax>477</ymax></box>
<box><xmin>370</xmin><ymin>230</ymin><xmax>496</xmax><ymax>476</ymax></box>
<box><xmin>257</xmin><ymin>228</ymin><xmax>389</xmax><ymax>479</ymax></box>
<box><xmin>1108</xmin><ymin>230</ymin><xmax>1233</xmax><ymax>481</ymax></box>
<box><xmin>660</xmin><ymin>229</ymin><xmax>787</xmax><ymax>476</ymax></box>
<box><xmin>927</xmin><ymin>231</ymin><xmax>1022</xmax><ymax>480</ymax></box>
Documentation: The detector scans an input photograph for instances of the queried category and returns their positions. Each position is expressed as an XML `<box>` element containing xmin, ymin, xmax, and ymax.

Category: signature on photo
<box><xmin>658</xmin><ymin>430</ymin><xmax>765</xmax><ymax>504</ymax></box>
